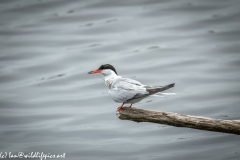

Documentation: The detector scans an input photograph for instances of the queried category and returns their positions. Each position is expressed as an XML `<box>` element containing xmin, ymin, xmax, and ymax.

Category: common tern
<box><xmin>88</xmin><ymin>64</ymin><xmax>175</xmax><ymax>111</ymax></box>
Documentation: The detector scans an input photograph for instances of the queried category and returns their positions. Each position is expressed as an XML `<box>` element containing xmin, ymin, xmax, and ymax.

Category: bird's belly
<box><xmin>108</xmin><ymin>88</ymin><xmax>134</xmax><ymax>103</ymax></box>
<box><xmin>108</xmin><ymin>91</ymin><xmax>125</xmax><ymax>103</ymax></box>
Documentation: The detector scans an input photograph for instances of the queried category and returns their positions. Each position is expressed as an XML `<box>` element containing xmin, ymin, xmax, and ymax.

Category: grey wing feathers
<box><xmin>120</xmin><ymin>77</ymin><xmax>143</xmax><ymax>86</ymax></box>
<box><xmin>128</xmin><ymin>83</ymin><xmax>175</xmax><ymax>101</ymax></box>
<box><xmin>108</xmin><ymin>77</ymin><xmax>148</xmax><ymax>103</ymax></box>
<box><xmin>108</xmin><ymin>76</ymin><xmax>175</xmax><ymax>103</ymax></box>
<box><xmin>145</xmin><ymin>83</ymin><xmax>175</xmax><ymax>95</ymax></box>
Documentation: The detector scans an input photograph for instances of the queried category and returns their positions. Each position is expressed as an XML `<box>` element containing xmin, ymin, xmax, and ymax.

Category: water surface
<box><xmin>0</xmin><ymin>0</ymin><xmax>240</xmax><ymax>160</ymax></box>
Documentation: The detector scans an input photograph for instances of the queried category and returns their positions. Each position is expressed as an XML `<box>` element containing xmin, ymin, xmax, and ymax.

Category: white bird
<box><xmin>88</xmin><ymin>64</ymin><xmax>175</xmax><ymax>111</ymax></box>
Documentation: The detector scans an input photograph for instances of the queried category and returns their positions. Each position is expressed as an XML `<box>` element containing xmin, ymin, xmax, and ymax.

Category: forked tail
<box><xmin>145</xmin><ymin>83</ymin><xmax>175</xmax><ymax>95</ymax></box>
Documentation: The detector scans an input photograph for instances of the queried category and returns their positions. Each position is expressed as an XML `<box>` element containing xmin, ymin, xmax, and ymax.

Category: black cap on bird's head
<box><xmin>88</xmin><ymin>64</ymin><xmax>118</xmax><ymax>75</ymax></box>
<box><xmin>98</xmin><ymin>64</ymin><xmax>118</xmax><ymax>75</ymax></box>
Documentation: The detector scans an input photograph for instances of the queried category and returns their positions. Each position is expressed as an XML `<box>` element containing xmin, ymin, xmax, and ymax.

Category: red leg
<box><xmin>117</xmin><ymin>103</ymin><xmax>124</xmax><ymax>111</ymax></box>
<box><xmin>129</xmin><ymin>104</ymin><xmax>132</xmax><ymax>108</ymax></box>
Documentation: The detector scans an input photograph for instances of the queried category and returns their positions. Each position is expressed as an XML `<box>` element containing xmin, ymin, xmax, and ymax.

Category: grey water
<box><xmin>0</xmin><ymin>0</ymin><xmax>240</xmax><ymax>159</ymax></box>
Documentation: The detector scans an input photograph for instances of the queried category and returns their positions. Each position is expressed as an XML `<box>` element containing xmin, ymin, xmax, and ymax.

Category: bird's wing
<box><xmin>144</xmin><ymin>83</ymin><xmax>175</xmax><ymax>95</ymax></box>
<box><xmin>119</xmin><ymin>77</ymin><xmax>143</xmax><ymax>86</ymax></box>
<box><xmin>108</xmin><ymin>77</ymin><xmax>148</xmax><ymax>103</ymax></box>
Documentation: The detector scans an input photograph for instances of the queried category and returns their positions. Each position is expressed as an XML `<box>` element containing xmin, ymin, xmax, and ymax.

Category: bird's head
<box><xmin>88</xmin><ymin>64</ymin><xmax>118</xmax><ymax>76</ymax></box>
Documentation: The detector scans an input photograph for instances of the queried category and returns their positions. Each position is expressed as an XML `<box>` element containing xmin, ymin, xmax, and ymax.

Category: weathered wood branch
<box><xmin>116</xmin><ymin>107</ymin><xmax>240</xmax><ymax>135</ymax></box>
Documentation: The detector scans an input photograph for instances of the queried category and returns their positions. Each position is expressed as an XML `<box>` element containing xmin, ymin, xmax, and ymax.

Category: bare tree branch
<box><xmin>116</xmin><ymin>107</ymin><xmax>240</xmax><ymax>135</ymax></box>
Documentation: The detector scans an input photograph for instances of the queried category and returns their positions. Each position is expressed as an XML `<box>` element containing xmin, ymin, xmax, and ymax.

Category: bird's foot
<box><xmin>129</xmin><ymin>104</ymin><xmax>132</xmax><ymax>108</ymax></box>
<box><xmin>117</xmin><ymin>106</ymin><xmax>123</xmax><ymax>111</ymax></box>
<box><xmin>117</xmin><ymin>103</ymin><xmax>124</xmax><ymax>111</ymax></box>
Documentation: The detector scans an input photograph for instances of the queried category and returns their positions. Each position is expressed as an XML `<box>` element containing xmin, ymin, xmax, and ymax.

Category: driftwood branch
<box><xmin>116</xmin><ymin>107</ymin><xmax>240</xmax><ymax>135</ymax></box>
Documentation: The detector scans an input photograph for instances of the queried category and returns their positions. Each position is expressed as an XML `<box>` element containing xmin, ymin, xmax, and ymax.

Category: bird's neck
<box><xmin>104</xmin><ymin>72</ymin><xmax>118</xmax><ymax>81</ymax></box>
<box><xmin>104</xmin><ymin>73</ymin><xmax>118</xmax><ymax>89</ymax></box>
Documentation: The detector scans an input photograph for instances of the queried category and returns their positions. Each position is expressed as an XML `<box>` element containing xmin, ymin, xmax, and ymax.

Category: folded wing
<box><xmin>108</xmin><ymin>77</ymin><xmax>149</xmax><ymax>103</ymax></box>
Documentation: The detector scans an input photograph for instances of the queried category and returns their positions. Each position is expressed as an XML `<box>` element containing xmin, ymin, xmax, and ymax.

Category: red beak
<box><xmin>88</xmin><ymin>69</ymin><xmax>102</xmax><ymax>74</ymax></box>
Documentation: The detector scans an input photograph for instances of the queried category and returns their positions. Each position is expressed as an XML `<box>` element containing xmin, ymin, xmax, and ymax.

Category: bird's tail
<box><xmin>145</xmin><ymin>83</ymin><xmax>175</xmax><ymax>95</ymax></box>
